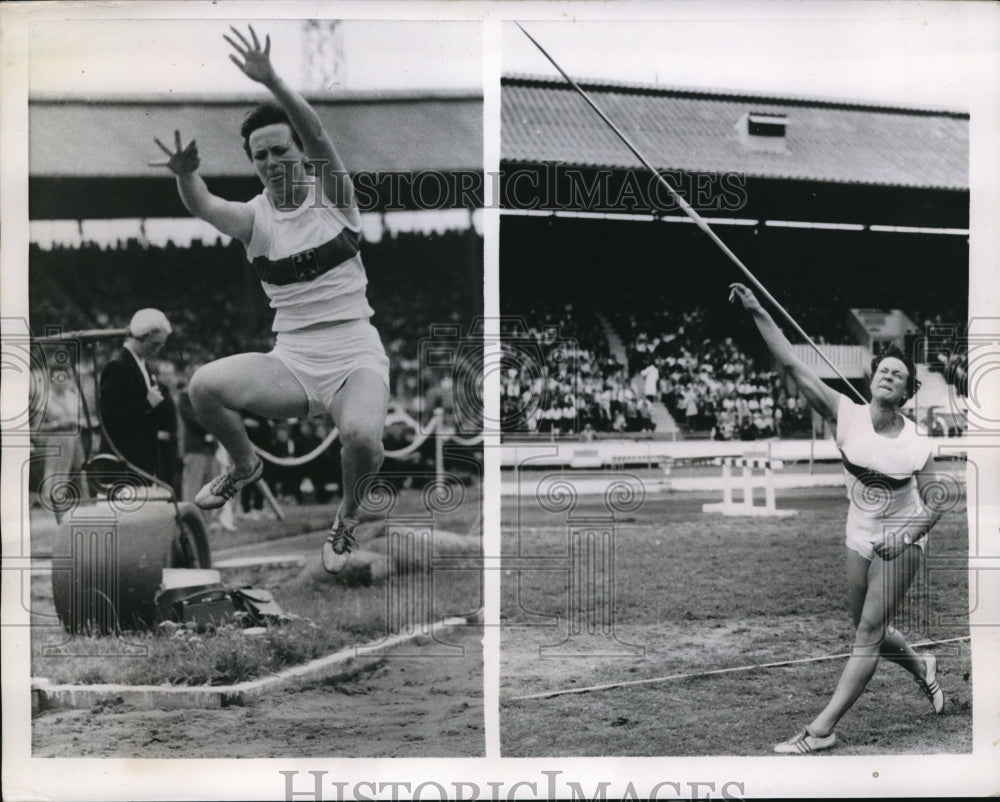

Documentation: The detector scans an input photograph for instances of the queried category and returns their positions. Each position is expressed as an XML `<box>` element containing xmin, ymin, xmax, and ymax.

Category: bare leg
<box><xmin>329</xmin><ymin>368</ymin><xmax>389</xmax><ymax>521</ymax></box>
<box><xmin>809</xmin><ymin>546</ymin><xmax>922</xmax><ymax>736</ymax></box>
<box><xmin>845</xmin><ymin>549</ymin><xmax>927</xmax><ymax>680</ymax></box>
<box><xmin>189</xmin><ymin>354</ymin><xmax>309</xmax><ymax>475</ymax></box>
<box><xmin>879</xmin><ymin>626</ymin><xmax>929</xmax><ymax>679</ymax></box>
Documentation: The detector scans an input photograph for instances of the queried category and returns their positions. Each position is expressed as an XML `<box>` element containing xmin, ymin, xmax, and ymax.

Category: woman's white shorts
<box><xmin>271</xmin><ymin>319</ymin><xmax>390</xmax><ymax>418</ymax></box>
<box><xmin>845</xmin><ymin>510</ymin><xmax>928</xmax><ymax>561</ymax></box>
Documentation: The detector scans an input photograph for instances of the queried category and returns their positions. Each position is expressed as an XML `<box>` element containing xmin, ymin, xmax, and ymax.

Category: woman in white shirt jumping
<box><xmin>152</xmin><ymin>26</ymin><xmax>388</xmax><ymax>574</ymax></box>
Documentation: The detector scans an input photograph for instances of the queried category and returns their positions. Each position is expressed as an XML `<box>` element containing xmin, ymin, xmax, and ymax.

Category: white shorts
<box><xmin>271</xmin><ymin>319</ymin><xmax>390</xmax><ymax>418</ymax></box>
<box><xmin>845</xmin><ymin>511</ymin><xmax>928</xmax><ymax>561</ymax></box>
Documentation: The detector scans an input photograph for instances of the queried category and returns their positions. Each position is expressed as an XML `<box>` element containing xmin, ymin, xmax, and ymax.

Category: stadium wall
<box><xmin>499</xmin><ymin>435</ymin><xmax>969</xmax><ymax>469</ymax></box>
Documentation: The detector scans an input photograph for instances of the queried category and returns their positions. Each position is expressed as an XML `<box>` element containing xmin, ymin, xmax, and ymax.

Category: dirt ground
<box><xmin>499</xmin><ymin>484</ymin><xmax>973</xmax><ymax>757</ymax></box>
<box><xmin>500</xmin><ymin>620</ymin><xmax>972</xmax><ymax>757</ymax></box>
<box><xmin>32</xmin><ymin>625</ymin><xmax>484</xmax><ymax>758</ymax></box>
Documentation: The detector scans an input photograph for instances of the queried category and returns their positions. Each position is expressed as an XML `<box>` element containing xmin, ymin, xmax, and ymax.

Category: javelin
<box><xmin>507</xmin><ymin>635</ymin><xmax>970</xmax><ymax>701</ymax></box>
<box><xmin>515</xmin><ymin>22</ymin><xmax>867</xmax><ymax>404</ymax></box>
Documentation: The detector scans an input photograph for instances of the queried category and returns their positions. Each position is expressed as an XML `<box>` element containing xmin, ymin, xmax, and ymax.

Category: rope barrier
<box><xmin>252</xmin><ymin>425</ymin><xmax>341</xmax><ymax>467</ymax></box>
<box><xmin>250</xmin><ymin>409</ymin><xmax>482</xmax><ymax>467</ymax></box>
<box><xmin>442</xmin><ymin>432</ymin><xmax>485</xmax><ymax>447</ymax></box>
<box><xmin>505</xmin><ymin>636</ymin><xmax>971</xmax><ymax>701</ymax></box>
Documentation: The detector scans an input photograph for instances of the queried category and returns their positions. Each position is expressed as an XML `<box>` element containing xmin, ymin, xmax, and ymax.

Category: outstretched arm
<box><xmin>225</xmin><ymin>25</ymin><xmax>360</xmax><ymax>228</ymax></box>
<box><xmin>729</xmin><ymin>283</ymin><xmax>840</xmax><ymax>422</ymax></box>
<box><xmin>150</xmin><ymin>131</ymin><xmax>254</xmax><ymax>244</ymax></box>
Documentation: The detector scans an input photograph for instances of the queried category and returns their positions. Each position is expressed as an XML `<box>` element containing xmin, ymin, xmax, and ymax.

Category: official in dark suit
<box><xmin>99</xmin><ymin>308</ymin><xmax>172</xmax><ymax>484</ymax></box>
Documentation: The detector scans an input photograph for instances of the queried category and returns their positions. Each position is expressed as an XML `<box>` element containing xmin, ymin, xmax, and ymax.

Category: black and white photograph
<box><xmin>2</xmin><ymin>1</ymin><xmax>999</xmax><ymax>800</ymax></box>
<box><xmin>9</xmin><ymin>13</ymin><xmax>485</xmax><ymax>761</ymax></box>
<box><xmin>497</xmin><ymin>12</ymin><xmax>992</xmax><ymax>763</ymax></box>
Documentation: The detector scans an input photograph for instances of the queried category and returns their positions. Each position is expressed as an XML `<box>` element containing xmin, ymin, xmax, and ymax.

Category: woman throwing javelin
<box><xmin>729</xmin><ymin>282</ymin><xmax>948</xmax><ymax>754</ymax></box>
<box><xmin>151</xmin><ymin>25</ymin><xmax>388</xmax><ymax>573</ymax></box>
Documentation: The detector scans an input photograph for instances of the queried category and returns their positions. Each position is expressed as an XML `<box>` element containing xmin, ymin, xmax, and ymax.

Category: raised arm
<box><xmin>225</xmin><ymin>25</ymin><xmax>360</xmax><ymax>228</ymax></box>
<box><xmin>729</xmin><ymin>283</ymin><xmax>840</xmax><ymax>422</ymax></box>
<box><xmin>150</xmin><ymin>131</ymin><xmax>254</xmax><ymax>245</ymax></box>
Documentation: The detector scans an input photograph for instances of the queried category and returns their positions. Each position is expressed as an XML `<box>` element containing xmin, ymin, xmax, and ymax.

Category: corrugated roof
<box><xmin>29</xmin><ymin>93</ymin><xmax>482</xmax><ymax>177</ymax></box>
<box><xmin>501</xmin><ymin>76</ymin><xmax>968</xmax><ymax>190</ymax></box>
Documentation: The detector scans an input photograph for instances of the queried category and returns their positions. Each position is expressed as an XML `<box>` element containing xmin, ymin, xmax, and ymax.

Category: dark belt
<box><xmin>839</xmin><ymin>450</ymin><xmax>912</xmax><ymax>489</ymax></box>
<box><xmin>251</xmin><ymin>228</ymin><xmax>360</xmax><ymax>286</ymax></box>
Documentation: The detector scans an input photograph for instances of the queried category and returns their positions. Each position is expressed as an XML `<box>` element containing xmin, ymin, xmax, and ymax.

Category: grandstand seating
<box><xmin>498</xmin><ymin>284</ymin><xmax>965</xmax><ymax>440</ymax></box>
<box><xmin>28</xmin><ymin>230</ymin><xmax>483</xmax><ymax>502</ymax></box>
<box><xmin>497</xmin><ymin>211</ymin><xmax>968</xmax><ymax>440</ymax></box>
<box><xmin>29</xmin><ymin>229</ymin><xmax>481</xmax><ymax>419</ymax></box>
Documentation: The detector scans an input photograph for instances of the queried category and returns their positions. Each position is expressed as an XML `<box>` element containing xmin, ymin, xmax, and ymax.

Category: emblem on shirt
<box><xmin>291</xmin><ymin>248</ymin><xmax>320</xmax><ymax>280</ymax></box>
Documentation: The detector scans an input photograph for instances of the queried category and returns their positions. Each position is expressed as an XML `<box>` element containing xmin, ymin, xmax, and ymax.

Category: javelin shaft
<box><xmin>516</xmin><ymin>22</ymin><xmax>867</xmax><ymax>403</ymax></box>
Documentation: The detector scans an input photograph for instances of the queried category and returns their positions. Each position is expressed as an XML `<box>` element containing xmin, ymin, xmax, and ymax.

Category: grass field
<box><xmin>30</xmin><ymin>482</ymin><xmax>482</xmax><ymax>687</ymax></box>
<box><xmin>500</xmin><ymin>481</ymin><xmax>972</xmax><ymax>756</ymax></box>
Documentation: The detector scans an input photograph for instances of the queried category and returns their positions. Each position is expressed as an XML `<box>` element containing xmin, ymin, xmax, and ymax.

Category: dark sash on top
<box><xmin>839</xmin><ymin>449</ymin><xmax>912</xmax><ymax>489</ymax></box>
<box><xmin>251</xmin><ymin>228</ymin><xmax>360</xmax><ymax>286</ymax></box>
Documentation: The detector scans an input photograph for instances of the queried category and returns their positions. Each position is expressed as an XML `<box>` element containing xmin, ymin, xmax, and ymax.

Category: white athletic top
<box><xmin>835</xmin><ymin>394</ymin><xmax>931</xmax><ymax>538</ymax></box>
<box><xmin>246</xmin><ymin>184</ymin><xmax>373</xmax><ymax>332</ymax></box>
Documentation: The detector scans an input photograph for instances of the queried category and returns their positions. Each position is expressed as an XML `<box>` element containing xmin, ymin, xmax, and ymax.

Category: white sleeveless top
<box><xmin>245</xmin><ymin>184</ymin><xmax>373</xmax><ymax>332</ymax></box>
<box><xmin>835</xmin><ymin>394</ymin><xmax>931</xmax><ymax>537</ymax></box>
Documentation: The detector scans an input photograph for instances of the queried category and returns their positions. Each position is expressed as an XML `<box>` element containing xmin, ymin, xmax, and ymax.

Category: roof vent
<box><xmin>736</xmin><ymin>111</ymin><xmax>788</xmax><ymax>153</ymax></box>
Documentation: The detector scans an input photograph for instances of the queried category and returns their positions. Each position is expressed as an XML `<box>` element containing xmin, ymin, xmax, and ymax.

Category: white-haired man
<box><xmin>99</xmin><ymin>308</ymin><xmax>171</xmax><ymax>482</ymax></box>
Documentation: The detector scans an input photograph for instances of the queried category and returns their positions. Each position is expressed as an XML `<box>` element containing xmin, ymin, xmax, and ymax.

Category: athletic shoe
<box><xmin>773</xmin><ymin>726</ymin><xmax>837</xmax><ymax>755</ymax></box>
<box><xmin>916</xmin><ymin>653</ymin><xmax>945</xmax><ymax>714</ymax></box>
<box><xmin>322</xmin><ymin>514</ymin><xmax>359</xmax><ymax>574</ymax></box>
<box><xmin>195</xmin><ymin>458</ymin><xmax>263</xmax><ymax>510</ymax></box>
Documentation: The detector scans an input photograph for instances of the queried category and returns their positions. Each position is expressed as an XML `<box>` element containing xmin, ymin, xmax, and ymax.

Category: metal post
<box><xmin>433</xmin><ymin>408</ymin><xmax>444</xmax><ymax>485</ymax></box>
<box><xmin>809</xmin><ymin>428</ymin><xmax>815</xmax><ymax>475</ymax></box>
<box><xmin>721</xmin><ymin>460</ymin><xmax>733</xmax><ymax>508</ymax></box>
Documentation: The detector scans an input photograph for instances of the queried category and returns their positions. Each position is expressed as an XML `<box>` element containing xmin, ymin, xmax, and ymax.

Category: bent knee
<box><xmin>188</xmin><ymin>365</ymin><xmax>224</xmax><ymax>405</ymax></box>
<box><xmin>187</xmin><ymin>366</ymin><xmax>214</xmax><ymax>402</ymax></box>
<box><xmin>339</xmin><ymin>418</ymin><xmax>384</xmax><ymax>449</ymax></box>
<box><xmin>189</xmin><ymin>363</ymin><xmax>249</xmax><ymax>411</ymax></box>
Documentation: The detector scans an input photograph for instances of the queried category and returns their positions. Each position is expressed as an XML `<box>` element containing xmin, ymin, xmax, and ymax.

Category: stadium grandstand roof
<box><xmin>501</xmin><ymin>75</ymin><xmax>968</xmax><ymax>191</ymax></box>
<box><xmin>29</xmin><ymin>91</ymin><xmax>482</xmax><ymax>177</ymax></box>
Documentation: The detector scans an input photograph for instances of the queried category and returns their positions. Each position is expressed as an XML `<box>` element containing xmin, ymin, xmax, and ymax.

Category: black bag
<box><xmin>155</xmin><ymin>583</ymin><xmax>237</xmax><ymax>629</ymax></box>
<box><xmin>231</xmin><ymin>587</ymin><xmax>285</xmax><ymax>626</ymax></box>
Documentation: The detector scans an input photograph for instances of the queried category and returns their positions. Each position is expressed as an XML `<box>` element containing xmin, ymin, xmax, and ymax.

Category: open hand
<box><xmin>225</xmin><ymin>25</ymin><xmax>275</xmax><ymax>85</ymax></box>
<box><xmin>150</xmin><ymin>130</ymin><xmax>200</xmax><ymax>175</ymax></box>
<box><xmin>729</xmin><ymin>282</ymin><xmax>764</xmax><ymax>314</ymax></box>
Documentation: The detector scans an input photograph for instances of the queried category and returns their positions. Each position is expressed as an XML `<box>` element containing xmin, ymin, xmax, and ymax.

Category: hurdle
<box><xmin>701</xmin><ymin>453</ymin><xmax>797</xmax><ymax>517</ymax></box>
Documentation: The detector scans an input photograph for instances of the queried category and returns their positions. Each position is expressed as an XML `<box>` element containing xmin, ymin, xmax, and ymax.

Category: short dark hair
<box><xmin>870</xmin><ymin>345</ymin><xmax>920</xmax><ymax>405</ymax></box>
<box><xmin>240</xmin><ymin>102</ymin><xmax>303</xmax><ymax>160</ymax></box>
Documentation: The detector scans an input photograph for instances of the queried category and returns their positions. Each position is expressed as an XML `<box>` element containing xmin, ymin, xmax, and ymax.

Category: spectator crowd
<box><xmin>499</xmin><ymin>301</ymin><xmax>659</xmax><ymax>435</ymax></box>
<box><xmin>28</xmin><ymin>228</ymin><xmax>482</xmax><ymax>513</ymax></box>
<box><xmin>500</xmin><ymin>297</ymin><xmax>814</xmax><ymax>440</ymax></box>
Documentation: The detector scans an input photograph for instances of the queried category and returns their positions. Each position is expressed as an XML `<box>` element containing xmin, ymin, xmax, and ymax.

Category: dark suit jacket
<box><xmin>99</xmin><ymin>348</ymin><xmax>160</xmax><ymax>478</ymax></box>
